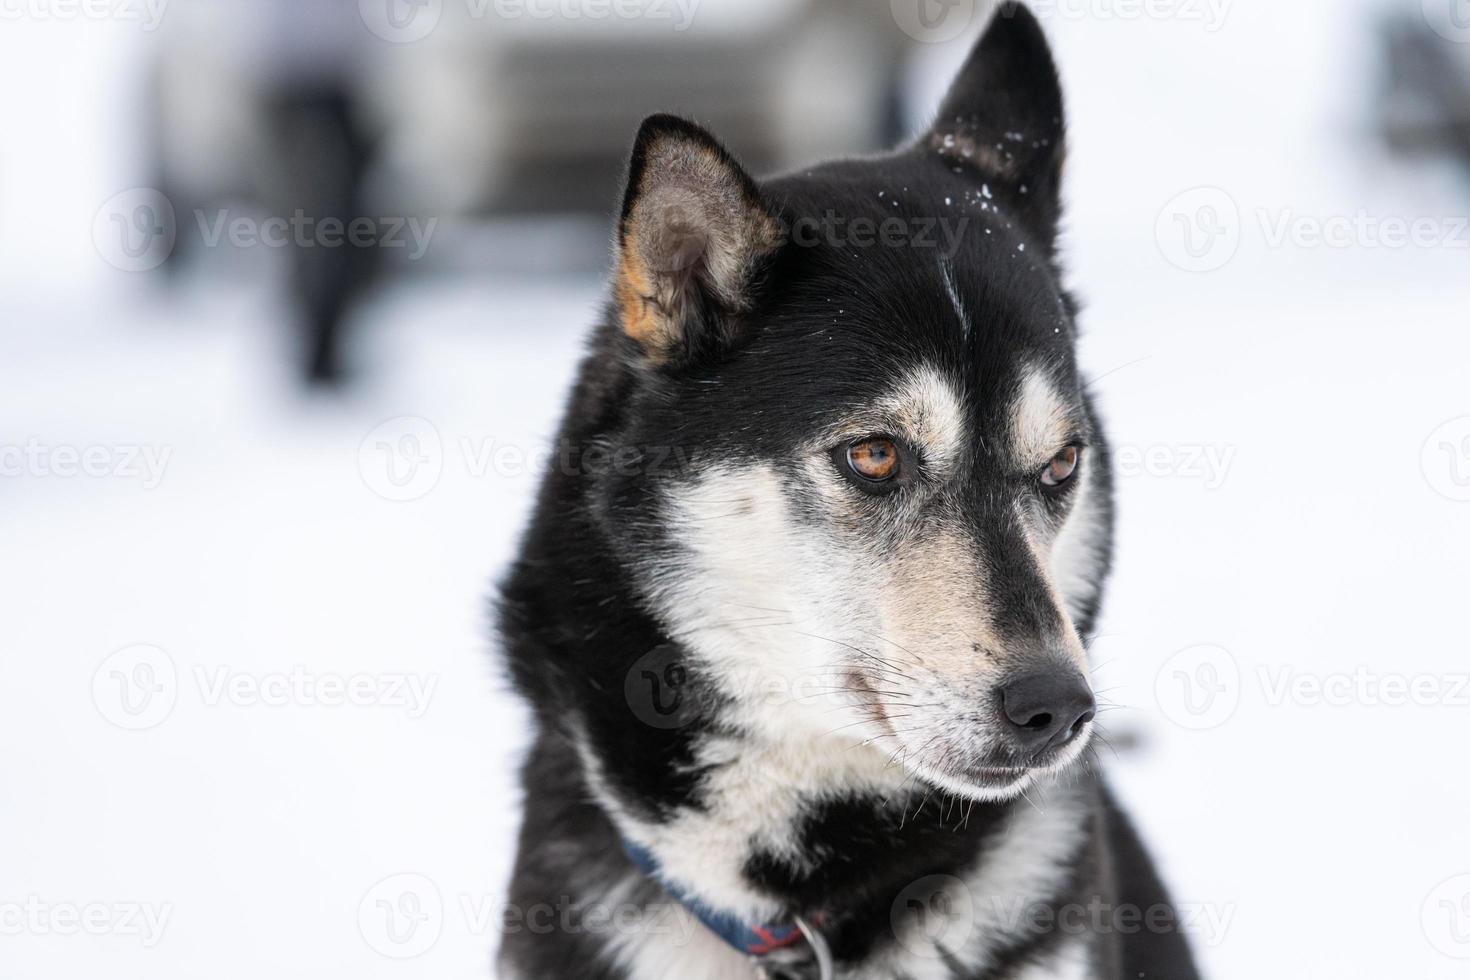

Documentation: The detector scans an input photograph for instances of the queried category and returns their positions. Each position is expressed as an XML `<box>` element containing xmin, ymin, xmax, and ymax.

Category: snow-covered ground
<box><xmin>2</xmin><ymin>2</ymin><xmax>1468</xmax><ymax>978</ymax></box>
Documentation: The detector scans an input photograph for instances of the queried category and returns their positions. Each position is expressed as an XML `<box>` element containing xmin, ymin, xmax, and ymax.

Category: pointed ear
<box><xmin>926</xmin><ymin>2</ymin><xmax>1067</xmax><ymax>239</ymax></box>
<box><xmin>614</xmin><ymin>115</ymin><xmax>784</xmax><ymax>365</ymax></box>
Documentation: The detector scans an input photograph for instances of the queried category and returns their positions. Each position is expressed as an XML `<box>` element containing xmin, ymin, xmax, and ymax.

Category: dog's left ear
<box><xmin>926</xmin><ymin>2</ymin><xmax>1067</xmax><ymax>243</ymax></box>
<box><xmin>614</xmin><ymin>114</ymin><xmax>784</xmax><ymax>366</ymax></box>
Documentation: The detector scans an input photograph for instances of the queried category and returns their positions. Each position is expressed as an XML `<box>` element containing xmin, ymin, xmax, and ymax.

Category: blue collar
<box><xmin>621</xmin><ymin>839</ymin><xmax>832</xmax><ymax>974</ymax></box>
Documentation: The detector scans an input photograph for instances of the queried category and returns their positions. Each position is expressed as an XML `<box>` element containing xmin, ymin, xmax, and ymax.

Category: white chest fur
<box><xmin>575</xmin><ymin>724</ymin><xmax>1093</xmax><ymax>979</ymax></box>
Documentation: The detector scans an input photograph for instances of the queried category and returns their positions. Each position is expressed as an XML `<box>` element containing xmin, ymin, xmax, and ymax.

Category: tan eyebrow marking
<box><xmin>879</xmin><ymin>365</ymin><xmax>967</xmax><ymax>474</ymax></box>
<box><xmin>1010</xmin><ymin>365</ymin><xmax>1078</xmax><ymax>465</ymax></box>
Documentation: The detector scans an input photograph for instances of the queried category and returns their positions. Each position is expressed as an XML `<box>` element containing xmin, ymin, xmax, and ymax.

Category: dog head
<box><xmin>596</xmin><ymin>5</ymin><xmax>1111</xmax><ymax>802</ymax></box>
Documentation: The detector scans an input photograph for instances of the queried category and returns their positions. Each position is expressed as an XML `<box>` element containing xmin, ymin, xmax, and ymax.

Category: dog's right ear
<box><xmin>926</xmin><ymin>2</ymin><xmax>1067</xmax><ymax>245</ymax></box>
<box><xmin>614</xmin><ymin>115</ymin><xmax>784</xmax><ymax>366</ymax></box>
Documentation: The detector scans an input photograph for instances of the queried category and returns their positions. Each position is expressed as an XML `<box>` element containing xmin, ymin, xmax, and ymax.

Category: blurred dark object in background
<box><xmin>264</xmin><ymin>89</ymin><xmax>379</xmax><ymax>385</ymax></box>
<box><xmin>1380</xmin><ymin>13</ymin><xmax>1470</xmax><ymax>172</ymax></box>
<box><xmin>148</xmin><ymin>0</ymin><xmax>912</xmax><ymax>386</ymax></box>
<box><xmin>465</xmin><ymin>0</ymin><xmax>911</xmax><ymax>215</ymax></box>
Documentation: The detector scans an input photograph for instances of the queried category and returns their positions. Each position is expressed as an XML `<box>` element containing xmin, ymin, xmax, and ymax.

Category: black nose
<box><xmin>999</xmin><ymin>669</ymin><xmax>1096</xmax><ymax>759</ymax></box>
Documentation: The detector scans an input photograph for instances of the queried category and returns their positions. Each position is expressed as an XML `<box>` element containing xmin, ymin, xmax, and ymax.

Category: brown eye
<box><xmin>846</xmin><ymin>437</ymin><xmax>901</xmax><ymax>483</ymax></box>
<box><xmin>1041</xmin><ymin>446</ymin><xmax>1080</xmax><ymax>488</ymax></box>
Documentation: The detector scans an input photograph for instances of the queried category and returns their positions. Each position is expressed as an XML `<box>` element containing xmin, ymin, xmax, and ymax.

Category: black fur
<box><xmin>495</xmin><ymin>5</ymin><xmax>1198</xmax><ymax>978</ymax></box>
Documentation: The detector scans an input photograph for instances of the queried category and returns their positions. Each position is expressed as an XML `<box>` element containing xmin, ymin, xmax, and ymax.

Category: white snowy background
<box><xmin>2</xmin><ymin>1</ymin><xmax>1468</xmax><ymax>978</ymax></box>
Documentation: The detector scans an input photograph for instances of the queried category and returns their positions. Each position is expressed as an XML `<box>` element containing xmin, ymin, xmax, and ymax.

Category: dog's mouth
<box><xmin>902</xmin><ymin>744</ymin><xmax>1092</xmax><ymax>802</ymax></box>
<box><xmin>940</xmin><ymin>765</ymin><xmax>1037</xmax><ymax>798</ymax></box>
<box><xmin>852</xmin><ymin>687</ymin><xmax>1093</xmax><ymax>801</ymax></box>
<box><xmin>967</xmin><ymin>765</ymin><xmax>1036</xmax><ymax>785</ymax></box>
<box><xmin>844</xmin><ymin>667</ymin><xmax>1095</xmax><ymax>801</ymax></box>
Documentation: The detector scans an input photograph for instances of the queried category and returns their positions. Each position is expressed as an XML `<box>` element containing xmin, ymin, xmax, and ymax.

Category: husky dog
<box><xmin>496</xmin><ymin>5</ymin><xmax>1200</xmax><ymax>978</ymax></box>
